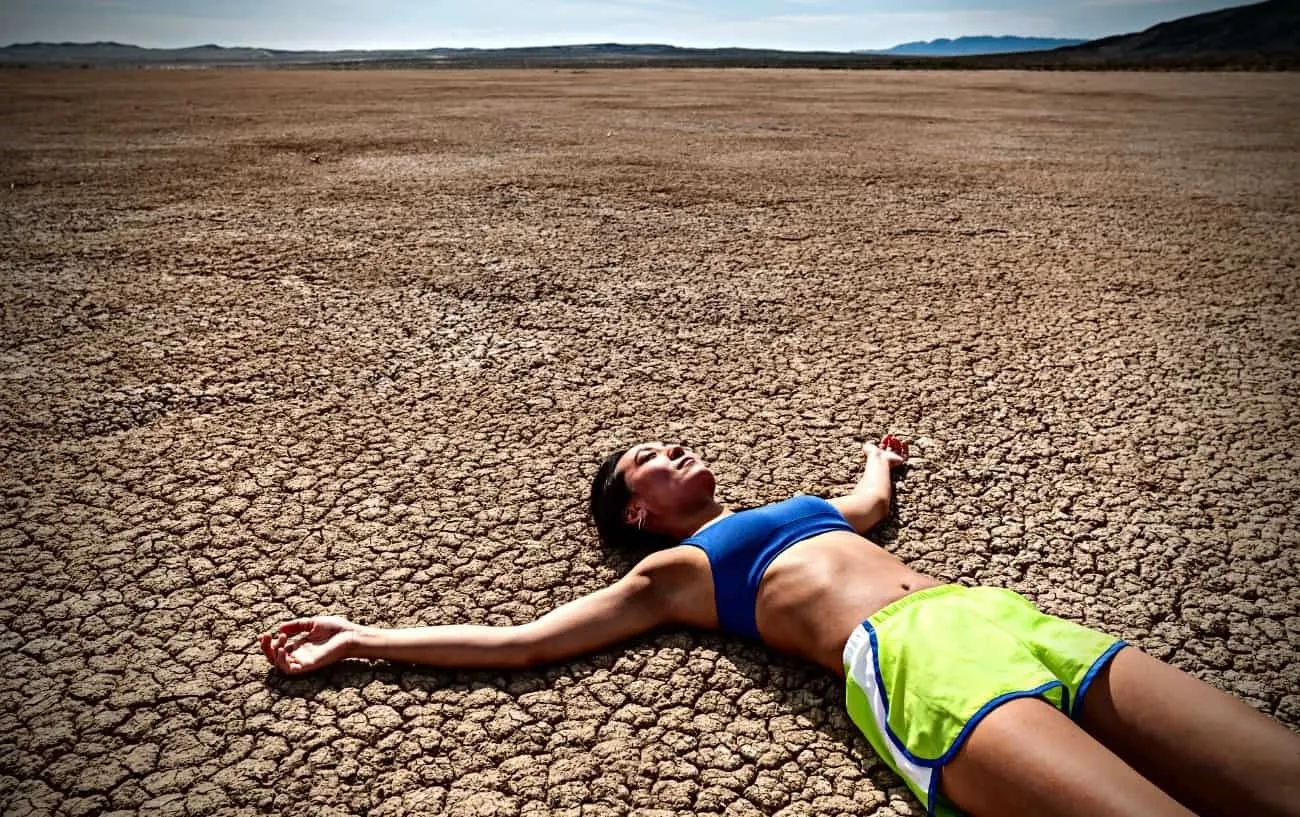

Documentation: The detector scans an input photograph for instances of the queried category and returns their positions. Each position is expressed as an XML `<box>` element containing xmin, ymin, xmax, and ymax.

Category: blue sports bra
<box><xmin>682</xmin><ymin>495</ymin><xmax>856</xmax><ymax>640</ymax></box>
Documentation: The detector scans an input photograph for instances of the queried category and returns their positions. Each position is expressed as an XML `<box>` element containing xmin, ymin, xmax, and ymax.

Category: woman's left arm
<box><xmin>829</xmin><ymin>434</ymin><xmax>908</xmax><ymax>533</ymax></box>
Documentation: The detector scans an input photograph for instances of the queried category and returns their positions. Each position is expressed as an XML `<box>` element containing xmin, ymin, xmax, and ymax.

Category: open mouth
<box><xmin>676</xmin><ymin>456</ymin><xmax>695</xmax><ymax>470</ymax></box>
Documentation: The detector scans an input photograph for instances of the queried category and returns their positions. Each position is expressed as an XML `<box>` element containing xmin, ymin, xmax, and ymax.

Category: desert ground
<box><xmin>1</xmin><ymin>68</ymin><xmax>1298</xmax><ymax>816</ymax></box>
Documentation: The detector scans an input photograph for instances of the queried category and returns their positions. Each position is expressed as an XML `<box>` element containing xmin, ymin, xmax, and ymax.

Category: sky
<box><xmin>0</xmin><ymin>0</ymin><xmax>1246</xmax><ymax>52</ymax></box>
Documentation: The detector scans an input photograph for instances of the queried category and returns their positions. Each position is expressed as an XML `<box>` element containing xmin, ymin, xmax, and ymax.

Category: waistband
<box><xmin>842</xmin><ymin>583</ymin><xmax>963</xmax><ymax>668</ymax></box>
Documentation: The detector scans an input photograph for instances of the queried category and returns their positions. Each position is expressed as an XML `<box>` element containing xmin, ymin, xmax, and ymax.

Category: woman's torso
<box><xmin>666</xmin><ymin>527</ymin><xmax>943</xmax><ymax>676</ymax></box>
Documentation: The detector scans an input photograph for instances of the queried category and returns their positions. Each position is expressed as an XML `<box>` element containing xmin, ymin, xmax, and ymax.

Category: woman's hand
<box><xmin>258</xmin><ymin>615</ymin><xmax>362</xmax><ymax>675</ymax></box>
<box><xmin>864</xmin><ymin>433</ymin><xmax>909</xmax><ymax>469</ymax></box>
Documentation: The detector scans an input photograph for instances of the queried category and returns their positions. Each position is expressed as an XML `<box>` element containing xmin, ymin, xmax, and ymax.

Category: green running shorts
<box><xmin>843</xmin><ymin>584</ymin><xmax>1126</xmax><ymax>817</ymax></box>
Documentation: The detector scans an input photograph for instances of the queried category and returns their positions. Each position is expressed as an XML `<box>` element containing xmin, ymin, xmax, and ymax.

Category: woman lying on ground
<box><xmin>259</xmin><ymin>436</ymin><xmax>1300</xmax><ymax>817</ymax></box>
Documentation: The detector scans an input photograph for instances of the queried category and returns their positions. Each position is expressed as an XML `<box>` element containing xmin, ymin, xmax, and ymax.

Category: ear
<box><xmin>624</xmin><ymin>501</ymin><xmax>646</xmax><ymax>527</ymax></box>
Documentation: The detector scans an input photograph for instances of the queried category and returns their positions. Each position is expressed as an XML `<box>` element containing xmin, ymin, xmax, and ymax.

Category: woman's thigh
<box><xmin>940</xmin><ymin>696</ymin><xmax>1194</xmax><ymax>817</ymax></box>
<box><xmin>1079</xmin><ymin>646</ymin><xmax>1300</xmax><ymax>817</ymax></box>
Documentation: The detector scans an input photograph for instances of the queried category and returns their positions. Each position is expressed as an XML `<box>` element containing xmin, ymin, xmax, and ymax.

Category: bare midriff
<box><xmin>753</xmin><ymin>530</ymin><xmax>945</xmax><ymax>676</ymax></box>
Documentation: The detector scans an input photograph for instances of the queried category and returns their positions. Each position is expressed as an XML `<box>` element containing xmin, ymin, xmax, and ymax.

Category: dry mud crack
<box><xmin>1</xmin><ymin>69</ymin><xmax>1298</xmax><ymax>816</ymax></box>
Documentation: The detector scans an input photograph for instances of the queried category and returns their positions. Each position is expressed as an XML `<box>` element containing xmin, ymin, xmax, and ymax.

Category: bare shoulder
<box><xmin>632</xmin><ymin>544</ymin><xmax>708</xmax><ymax>572</ymax></box>
<box><xmin>629</xmin><ymin>546</ymin><xmax>717</xmax><ymax>629</ymax></box>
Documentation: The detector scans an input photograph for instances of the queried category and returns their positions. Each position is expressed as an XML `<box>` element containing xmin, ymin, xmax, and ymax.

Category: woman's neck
<box><xmin>664</xmin><ymin>500</ymin><xmax>730</xmax><ymax>541</ymax></box>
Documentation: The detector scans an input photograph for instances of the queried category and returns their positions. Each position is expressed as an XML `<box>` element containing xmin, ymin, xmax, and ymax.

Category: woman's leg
<box><xmin>941</xmin><ymin>697</ymin><xmax>1195</xmax><ymax>817</ymax></box>
<box><xmin>1079</xmin><ymin>647</ymin><xmax>1300</xmax><ymax>817</ymax></box>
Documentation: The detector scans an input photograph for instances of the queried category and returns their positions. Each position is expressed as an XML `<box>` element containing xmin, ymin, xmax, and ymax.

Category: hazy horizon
<box><xmin>0</xmin><ymin>0</ymin><xmax>1243</xmax><ymax>52</ymax></box>
<box><xmin>1</xmin><ymin>35</ymin><xmax>1090</xmax><ymax>53</ymax></box>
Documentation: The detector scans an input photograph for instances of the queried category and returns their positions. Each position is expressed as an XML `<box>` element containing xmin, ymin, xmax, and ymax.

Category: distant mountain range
<box><xmin>0</xmin><ymin>41</ymin><xmax>876</xmax><ymax>68</ymax></box>
<box><xmin>861</xmin><ymin>36</ymin><xmax>1086</xmax><ymax>56</ymax></box>
<box><xmin>1</xmin><ymin>0</ymin><xmax>1295</xmax><ymax>69</ymax></box>
<box><xmin>2</xmin><ymin>37</ymin><xmax>1089</xmax><ymax>63</ymax></box>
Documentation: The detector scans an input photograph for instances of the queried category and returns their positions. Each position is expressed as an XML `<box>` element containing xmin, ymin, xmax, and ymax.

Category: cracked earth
<box><xmin>1</xmin><ymin>69</ymin><xmax>1298</xmax><ymax>816</ymax></box>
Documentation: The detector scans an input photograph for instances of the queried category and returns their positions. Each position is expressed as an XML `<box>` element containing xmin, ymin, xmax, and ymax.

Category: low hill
<box><xmin>0</xmin><ymin>41</ymin><xmax>425</xmax><ymax>64</ymax></box>
<box><xmin>866</xmin><ymin>36</ymin><xmax>1086</xmax><ymax>56</ymax></box>
<box><xmin>1047</xmin><ymin>0</ymin><xmax>1300</xmax><ymax>64</ymax></box>
<box><xmin>0</xmin><ymin>41</ymin><xmax>895</xmax><ymax>68</ymax></box>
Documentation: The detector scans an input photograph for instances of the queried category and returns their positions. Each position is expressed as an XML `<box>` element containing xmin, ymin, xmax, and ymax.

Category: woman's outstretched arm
<box><xmin>259</xmin><ymin>550</ymin><xmax>684</xmax><ymax>675</ymax></box>
<box><xmin>830</xmin><ymin>433</ymin><xmax>908</xmax><ymax>533</ymax></box>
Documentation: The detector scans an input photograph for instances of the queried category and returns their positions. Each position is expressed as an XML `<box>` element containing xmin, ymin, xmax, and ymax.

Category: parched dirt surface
<box><xmin>2</xmin><ymin>68</ymin><xmax>1298</xmax><ymax>816</ymax></box>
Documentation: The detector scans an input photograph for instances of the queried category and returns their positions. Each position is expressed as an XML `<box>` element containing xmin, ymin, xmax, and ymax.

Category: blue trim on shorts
<box><xmin>926</xmin><ymin>770</ymin><xmax>941</xmax><ymax>817</ymax></box>
<box><xmin>933</xmin><ymin>681</ymin><xmax>1066</xmax><ymax>766</ymax></box>
<box><xmin>924</xmin><ymin>683</ymin><xmax>1069</xmax><ymax>817</ymax></box>
<box><xmin>1070</xmin><ymin>640</ymin><xmax>1128</xmax><ymax>721</ymax></box>
<box><xmin>862</xmin><ymin>620</ymin><xmax>1068</xmax><ymax>770</ymax></box>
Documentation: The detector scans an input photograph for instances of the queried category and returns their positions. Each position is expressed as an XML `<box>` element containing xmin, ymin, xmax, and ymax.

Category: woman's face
<box><xmin>616</xmin><ymin>442</ymin><xmax>715</xmax><ymax>523</ymax></box>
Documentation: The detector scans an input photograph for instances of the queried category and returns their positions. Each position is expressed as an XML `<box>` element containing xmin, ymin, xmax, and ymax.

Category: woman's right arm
<box><xmin>259</xmin><ymin>550</ymin><xmax>686</xmax><ymax>674</ymax></box>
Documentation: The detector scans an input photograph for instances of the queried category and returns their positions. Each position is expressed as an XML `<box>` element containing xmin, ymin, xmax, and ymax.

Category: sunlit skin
<box><xmin>610</xmin><ymin>438</ymin><xmax>944</xmax><ymax>673</ymax></box>
<box><xmin>259</xmin><ymin>435</ymin><xmax>1300</xmax><ymax>817</ymax></box>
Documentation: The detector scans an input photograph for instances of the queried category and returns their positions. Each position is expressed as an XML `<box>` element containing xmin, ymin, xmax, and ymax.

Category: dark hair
<box><xmin>589</xmin><ymin>448</ymin><xmax>679</xmax><ymax>556</ymax></box>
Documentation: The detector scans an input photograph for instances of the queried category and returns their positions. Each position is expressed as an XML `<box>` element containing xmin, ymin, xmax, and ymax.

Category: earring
<box><xmin>634</xmin><ymin>509</ymin><xmax>646</xmax><ymax>530</ymax></box>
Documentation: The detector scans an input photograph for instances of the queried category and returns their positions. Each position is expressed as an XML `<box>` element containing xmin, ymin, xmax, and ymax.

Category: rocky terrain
<box><xmin>1</xmin><ymin>68</ymin><xmax>1298</xmax><ymax>816</ymax></box>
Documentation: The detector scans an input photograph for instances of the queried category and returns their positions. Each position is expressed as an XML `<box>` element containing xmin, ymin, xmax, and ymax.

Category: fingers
<box><xmin>863</xmin><ymin>435</ymin><xmax>909</xmax><ymax>458</ymax></box>
<box><xmin>258</xmin><ymin>626</ymin><xmax>306</xmax><ymax>674</ymax></box>
<box><xmin>281</xmin><ymin>633</ymin><xmax>301</xmax><ymax>674</ymax></box>
<box><xmin>269</xmin><ymin>631</ymin><xmax>305</xmax><ymax>674</ymax></box>
<box><xmin>879</xmin><ymin>433</ymin><xmax>910</xmax><ymax>461</ymax></box>
<box><xmin>271</xmin><ymin>631</ymin><xmax>289</xmax><ymax>673</ymax></box>
<box><xmin>276</xmin><ymin>618</ymin><xmax>317</xmax><ymax>637</ymax></box>
<box><xmin>261</xmin><ymin>621</ymin><xmax>303</xmax><ymax>673</ymax></box>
